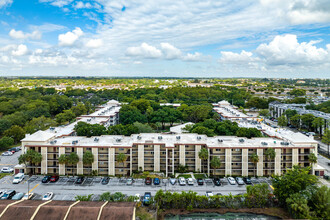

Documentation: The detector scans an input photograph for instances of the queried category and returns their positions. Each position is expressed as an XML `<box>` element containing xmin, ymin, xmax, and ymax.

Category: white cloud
<box><xmin>160</xmin><ymin>43</ymin><xmax>182</xmax><ymax>60</ymax></box>
<box><xmin>11</xmin><ymin>44</ymin><xmax>28</xmax><ymax>56</ymax></box>
<box><xmin>86</xmin><ymin>39</ymin><xmax>103</xmax><ymax>48</ymax></box>
<box><xmin>58</xmin><ymin>27</ymin><xmax>83</xmax><ymax>46</ymax></box>
<box><xmin>39</xmin><ymin>0</ymin><xmax>72</xmax><ymax>8</ymax></box>
<box><xmin>183</xmin><ymin>52</ymin><xmax>203</xmax><ymax>62</ymax></box>
<box><xmin>9</xmin><ymin>29</ymin><xmax>42</xmax><ymax>40</ymax></box>
<box><xmin>74</xmin><ymin>1</ymin><xmax>93</xmax><ymax>9</ymax></box>
<box><xmin>256</xmin><ymin>34</ymin><xmax>329</xmax><ymax>65</ymax></box>
<box><xmin>126</xmin><ymin>43</ymin><xmax>162</xmax><ymax>58</ymax></box>
<box><xmin>0</xmin><ymin>0</ymin><xmax>12</xmax><ymax>8</ymax></box>
<box><xmin>220</xmin><ymin>50</ymin><xmax>257</xmax><ymax>63</ymax></box>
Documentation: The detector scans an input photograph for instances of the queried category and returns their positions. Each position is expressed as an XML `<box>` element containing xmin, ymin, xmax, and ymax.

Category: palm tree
<box><xmin>58</xmin><ymin>154</ymin><xmax>67</xmax><ymax>175</ymax></box>
<box><xmin>18</xmin><ymin>149</ymin><xmax>42</xmax><ymax>175</ymax></box>
<box><xmin>67</xmin><ymin>152</ymin><xmax>79</xmax><ymax>176</ymax></box>
<box><xmin>322</xmin><ymin>128</ymin><xmax>330</xmax><ymax>156</ymax></box>
<box><xmin>116</xmin><ymin>153</ymin><xmax>127</xmax><ymax>176</ymax></box>
<box><xmin>250</xmin><ymin>153</ymin><xmax>259</xmax><ymax>177</ymax></box>
<box><xmin>264</xmin><ymin>148</ymin><xmax>276</xmax><ymax>175</ymax></box>
<box><xmin>83</xmin><ymin>151</ymin><xmax>94</xmax><ymax>175</ymax></box>
<box><xmin>308</xmin><ymin>153</ymin><xmax>317</xmax><ymax>175</ymax></box>
<box><xmin>210</xmin><ymin>156</ymin><xmax>221</xmax><ymax>176</ymax></box>
<box><xmin>198</xmin><ymin>148</ymin><xmax>208</xmax><ymax>174</ymax></box>
<box><xmin>312</xmin><ymin>117</ymin><xmax>325</xmax><ymax>138</ymax></box>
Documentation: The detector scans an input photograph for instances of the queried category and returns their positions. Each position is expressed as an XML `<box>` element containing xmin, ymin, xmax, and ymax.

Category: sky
<box><xmin>0</xmin><ymin>0</ymin><xmax>330</xmax><ymax>78</ymax></box>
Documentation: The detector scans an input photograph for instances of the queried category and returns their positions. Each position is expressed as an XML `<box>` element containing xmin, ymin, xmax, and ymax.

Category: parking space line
<box><xmin>29</xmin><ymin>184</ymin><xmax>39</xmax><ymax>193</ymax></box>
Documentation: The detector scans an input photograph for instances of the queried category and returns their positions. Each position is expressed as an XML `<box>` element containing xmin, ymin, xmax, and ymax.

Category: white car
<box><xmin>228</xmin><ymin>177</ymin><xmax>236</xmax><ymax>185</ymax></box>
<box><xmin>42</xmin><ymin>192</ymin><xmax>53</xmax><ymax>201</ymax></box>
<box><xmin>205</xmin><ymin>191</ymin><xmax>213</xmax><ymax>197</ymax></box>
<box><xmin>134</xmin><ymin>193</ymin><xmax>140</xmax><ymax>202</ymax></box>
<box><xmin>187</xmin><ymin>178</ymin><xmax>194</xmax><ymax>185</ymax></box>
<box><xmin>1</xmin><ymin>167</ymin><xmax>14</xmax><ymax>173</ymax></box>
<box><xmin>22</xmin><ymin>193</ymin><xmax>34</xmax><ymax>200</ymax></box>
<box><xmin>12</xmin><ymin>173</ymin><xmax>25</xmax><ymax>184</ymax></box>
<box><xmin>169</xmin><ymin>178</ymin><xmax>177</xmax><ymax>185</ymax></box>
<box><xmin>2</xmin><ymin>151</ymin><xmax>13</xmax><ymax>156</ymax></box>
<box><xmin>178</xmin><ymin>177</ymin><xmax>186</xmax><ymax>186</ymax></box>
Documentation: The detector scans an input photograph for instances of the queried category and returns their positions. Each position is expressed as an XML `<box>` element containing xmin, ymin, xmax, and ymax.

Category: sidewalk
<box><xmin>318</xmin><ymin>177</ymin><xmax>330</xmax><ymax>187</ymax></box>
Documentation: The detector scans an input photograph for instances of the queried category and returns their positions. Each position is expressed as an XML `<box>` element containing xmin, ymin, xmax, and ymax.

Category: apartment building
<box><xmin>21</xmin><ymin>132</ymin><xmax>318</xmax><ymax>177</ymax></box>
<box><xmin>213</xmin><ymin>100</ymin><xmax>257</xmax><ymax>121</ymax></box>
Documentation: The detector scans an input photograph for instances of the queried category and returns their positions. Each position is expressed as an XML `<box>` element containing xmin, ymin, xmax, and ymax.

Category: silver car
<box><xmin>228</xmin><ymin>177</ymin><xmax>236</xmax><ymax>185</ymax></box>
<box><xmin>169</xmin><ymin>178</ymin><xmax>177</xmax><ymax>185</ymax></box>
<box><xmin>235</xmin><ymin>177</ymin><xmax>245</xmax><ymax>185</ymax></box>
<box><xmin>178</xmin><ymin>177</ymin><xmax>186</xmax><ymax>186</ymax></box>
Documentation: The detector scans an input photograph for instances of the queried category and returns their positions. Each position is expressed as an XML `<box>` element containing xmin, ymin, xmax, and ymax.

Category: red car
<box><xmin>145</xmin><ymin>177</ymin><xmax>152</xmax><ymax>185</ymax></box>
<box><xmin>50</xmin><ymin>175</ymin><xmax>59</xmax><ymax>182</ymax></box>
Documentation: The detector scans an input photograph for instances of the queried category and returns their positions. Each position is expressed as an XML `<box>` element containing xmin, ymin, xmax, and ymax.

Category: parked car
<box><xmin>228</xmin><ymin>177</ymin><xmax>236</xmax><ymax>185</ymax></box>
<box><xmin>197</xmin><ymin>178</ymin><xmax>204</xmax><ymax>185</ymax></box>
<box><xmin>22</xmin><ymin>193</ymin><xmax>34</xmax><ymax>200</ymax></box>
<box><xmin>101</xmin><ymin>177</ymin><xmax>109</xmax><ymax>185</ymax></box>
<box><xmin>1</xmin><ymin>190</ymin><xmax>16</xmax><ymax>200</ymax></box>
<box><xmin>1</xmin><ymin>167</ymin><xmax>14</xmax><ymax>173</ymax></box>
<box><xmin>41</xmin><ymin>176</ymin><xmax>51</xmax><ymax>183</ymax></box>
<box><xmin>42</xmin><ymin>192</ymin><xmax>54</xmax><ymax>201</ymax></box>
<box><xmin>134</xmin><ymin>193</ymin><xmax>141</xmax><ymax>202</ymax></box>
<box><xmin>205</xmin><ymin>191</ymin><xmax>213</xmax><ymax>197</ymax></box>
<box><xmin>169</xmin><ymin>178</ymin><xmax>177</xmax><ymax>185</ymax></box>
<box><xmin>216</xmin><ymin>193</ymin><xmax>222</xmax><ymax>196</ymax></box>
<box><xmin>143</xmin><ymin>192</ymin><xmax>151</xmax><ymax>205</ymax></box>
<box><xmin>13</xmin><ymin>173</ymin><xmax>25</xmax><ymax>184</ymax></box>
<box><xmin>153</xmin><ymin>178</ymin><xmax>160</xmax><ymax>185</ymax></box>
<box><xmin>127</xmin><ymin>178</ymin><xmax>133</xmax><ymax>185</ymax></box>
<box><xmin>0</xmin><ymin>191</ymin><xmax>5</xmax><ymax>198</ymax></box>
<box><xmin>8</xmin><ymin>147</ymin><xmax>20</xmax><ymax>152</ymax></box>
<box><xmin>49</xmin><ymin>175</ymin><xmax>59</xmax><ymax>182</ymax></box>
<box><xmin>187</xmin><ymin>178</ymin><xmax>194</xmax><ymax>185</ymax></box>
<box><xmin>11</xmin><ymin>192</ymin><xmax>24</xmax><ymax>200</ymax></box>
<box><xmin>235</xmin><ymin>177</ymin><xmax>245</xmax><ymax>185</ymax></box>
<box><xmin>145</xmin><ymin>177</ymin><xmax>152</xmax><ymax>185</ymax></box>
<box><xmin>75</xmin><ymin>176</ymin><xmax>84</xmax><ymax>184</ymax></box>
<box><xmin>213</xmin><ymin>178</ymin><xmax>221</xmax><ymax>186</ymax></box>
<box><xmin>2</xmin><ymin>151</ymin><xmax>13</xmax><ymax>156</ymax></box>
<box><xmin>243</xmin><ymin>177</ymin><xmax>252</xmax><ymax>185</ymax></box>
<box><xmin>178</xmin><ymin>177</ymin><xmax>186</xmax><ymax>186</ymax></box>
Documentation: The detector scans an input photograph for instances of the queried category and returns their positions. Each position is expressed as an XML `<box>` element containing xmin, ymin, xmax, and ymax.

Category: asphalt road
<box><xmin>0</xmin><ymin>150</ymin><xmax>22</xmax><ymax>170</ymax></box>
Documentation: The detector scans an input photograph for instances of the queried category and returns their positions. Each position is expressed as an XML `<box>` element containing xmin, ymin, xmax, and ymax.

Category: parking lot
<box><xmin>0</xmin><ymin>175</ymin><xmax>274</xmax><ymax>201</ymax></box>
<box><xmin>0</xmin><ymin>151</ymin><xmax>22</xmax><ymax>171</ymax></box>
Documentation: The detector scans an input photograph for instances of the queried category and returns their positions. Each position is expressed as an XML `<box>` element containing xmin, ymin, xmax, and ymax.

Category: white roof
<box><xmin>170</xmin><ymin>122</ymin><xmax>194</xmax><ymax>134</ymax></box>
<box><xmin>22</xmin><ymin>130</ymin><xmax>56</xmax><ymax>142</ymax></box>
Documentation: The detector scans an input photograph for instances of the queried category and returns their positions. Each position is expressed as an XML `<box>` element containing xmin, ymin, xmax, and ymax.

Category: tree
<box><xmin>55</xmin><ymin>109</ymin><xmax>76</xmax><ymax>124</ymax></box>
<box><xmin>236</xmin><ymin>127</ymin><xmax>262</xmax><ymax>138</ymax></box>
<box><xmin>289</xmin><ymin>89</ymin><xmax>306</xmax><ymax>97</ymax></box>
<box><xmin>210</xmin><ymin>156</ymin><xmax>221</xmax><ymax>176</ymax></box>
<box><xmin>116</xmin><ymin>153</ymin><xmax>127</xmax><ymax>175</ymax></box>
<box><xmin>277</xmin><ymin>115</ymin><xmax>288</xmax><ymax>127</ymax></box>
<box><xmin>198</xmin><ymin>148</ymin><xmax>208</xmax><ymax>174</ymax></box>
<box><xmin>308</xmin><ymin>153</ymin><xmax>317</xmax><ymax>174</ymax></box>
<box><xmin>75</xmin><ymin>194</ymin><xmax>93</xmax><ymax>201</ymax></box>
<box><xmin>24</xmin><ymin>116</ymin><xmax>57</xmax><ymax>134</ymax></box>
<box><xmin>71</xmin><ymin>103</ymin><xmax>87</xmax><ymax>117</ymax></box>
<box><xmin>18</xmin><ymin>149</ymin><xmax>42</xmax><ymax>174</ymax></box>
<box><xmin>0</xmin><ymin>136</ymin><xmax>14</xmax><ymax>151</ymax></box>
<box><xmin>3</xmin><ymin>125</ymin><xmax>25</xmax><ymax>144</ymax></box>
<box><xmin>284</xmin><ymin>109</ymin><xmax>298</xmax><ymax>119</ymax></box>
<box><xmin>301</xmin><ymin>114</ymin><xmax>315</xmax><ymax>130</ymax></box>
<box><xmin>290</xmin><ymin>114</ymin><xmax>301</xmax><ymax>129</ymax></box>
<box><xmin>264</xmin><ymin>148</ymin><xmax>276</xmax><ymax>174</ymax></box>
<box><xmin>74</xmin><ymin>121</ymin><xmax>107</xmax><ymax>137</ymax></box>
<box><xmin>191</xmin><ymin>126</ymin><xmax>215</xmax><ymax>137</ymax></box>
<box><xmin>286</xmin><ymin>193</ymin><xmax>310</xmax><ymax>219</ymax></box>
<box><xmin>0</xmin><ymin>119</ymin><xmax>12</xmax><ymax>135</ymax></box>
<box><xmin>83</xmin><ymin>151</ymin><xmax>94</xmax><ymax>175</ymax></box>
<box><xmin>58</xmin><ymin>154</ymin><xmax>67</xmax><ymax>166</ymax></box>
<box><xmin>272</xmin><ymin>166</ymin><xmax>318</xmax><ymax>206</ymax></box>
<box><xmin>250</xmin><ymin>153</ymin><xmax>259</xmax><ymax>177</ymax></box>
<box><xmin>133</xmin><ymin>122</ymin><xmax>154</xmax><ymax>133</ymax></box>
<box><xmin>177</xmin><ymin>164</ymin><xmax>188</xmax><ymax>173</ymax></box>
<box><xmin>309</xmin><ymin>185</ymin><xmax>330</xmax><ymax>219</ymax></box>
<box><xmin>322</xmin><ymin>129</ymin><xmax>330</xmax><ymax>155</ymax></box>
<box><xmin>258</xmin><ymin>109</ymin><xmax>269</xmax><ymax>117</ymax></box>
<box><xmin>67</xmin><ymin>152</ymin><xmax>79</xmax><ymax>176</ymax></box>
<box><xmin>312</xmin><ymin>117</ymin><xmax>324</xmax><ymax>137</ymax></box>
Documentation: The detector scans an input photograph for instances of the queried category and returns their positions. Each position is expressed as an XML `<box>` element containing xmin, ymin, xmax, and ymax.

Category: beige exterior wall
<box><xmin>154</xmin><ymin>145</ymin><xmax>160</xmax><ymax>172</ymax></box>
<box><xmin>77</xmin><ymin>148</ymin><xmax>83</xmax><ymax>175</ymax></box>
<box><xmin>92</xmin><ymin>148</ymin><xmax>98</xmax><ymax>171</ymax></box>
<box><xmin>195</xmin><ymin>145</ymin><xmax>201</xmax><ymax>172</ymax></box>
<box><xmin>275</xmin><ymin>148</ymin><xmax>281</xmax><ymax>175</ymax></box>
<box><xmin>179</xmin><ymin>145</ymin><xmax>185</xmax><ymax>166</ymax></box>
<box><xmin>108</xmin><ymin>148</ymin><xmax>115</xmax><ymax>175</ymax></box>
<box><xmin>225</xmin><ymin>149</ymin><xmax>232</xmax><ymax>176</ymax></box>
<box><xmin>138</xmin><ymin>145</ymin><xmax>144</xmax><ymax>171</ymax></box>
<box><xmin>40</xmin><ymin>147</ymin><xmax>47</xmax><ymax>175</ymax></box>
<box><xmin>59</xmin><ymin>147</ymin><xmax>65</xmax><ymax>175</ymax></box>
<box><xmin>292</xmin><ymin>148</ymin><xmax>298</xmax><ymax>166</ymax></box>
<box><xmin>242</xmin><ymin>149</ymin><xmax>248</xmax><ymax>176</ymax></box>
<box><xmin>257</xmin><ymin>149</ymin><xmax>263</xmax><ymax>176</ymax></box>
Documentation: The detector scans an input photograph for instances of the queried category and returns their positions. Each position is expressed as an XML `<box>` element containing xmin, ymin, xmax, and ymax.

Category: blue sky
<box><xmin>0</xmin><ymin>0</ymin><xmax>330</xmax><ymax>78</ymax></box>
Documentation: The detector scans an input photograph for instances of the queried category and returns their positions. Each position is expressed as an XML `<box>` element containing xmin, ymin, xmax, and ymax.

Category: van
<box><xmin>13</xmin><ymin>173</ymin><xmax>25</xmax><ymax>184</ymax></box>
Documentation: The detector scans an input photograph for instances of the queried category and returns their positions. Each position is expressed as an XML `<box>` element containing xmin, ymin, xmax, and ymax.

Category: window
<box><xmin>120</xmin><ymin>148</ymin><xmax>124</xmax><ymax>151</ymax></box>
<box><xmin>66</xmin><ymin>147</ymin><xmax>70</xmax><ymax>151</ymax></box>
<box><xmin>185</xmin><ymin>145</ymin><xmax>189</xmax><ymax>148</ymax></box>
<box><xmin>216</xmin><ymin>149</ymin><xmax>220</xmax><ymax>151</ymax></box>
<box><xmin>248</xmin><ymin>149</ymin><xmax>253</xmax><ymax>152</ymax></box>
<box><xmin>87</xmin><ymin>148</ymin><xmax>91</xmax><ymax>151</ymax></box>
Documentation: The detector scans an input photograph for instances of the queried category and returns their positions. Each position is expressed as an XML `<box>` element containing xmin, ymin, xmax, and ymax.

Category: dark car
<box><xmin>42</xmin><ymin>176</ymin><xmax>51</xmax><ymax>183</ymax></box>
<box><xmin>143</xmin><ymin>192</ymin><xmax>152</xmax><ymax>205</ymax></box>
<box><xmin>49</xmin><ymin>175</ymin><xmax>59</xmax><ymax>182</ymax></box>
<box><xmin>101</xmin><ymin>177</ymin><xmax>109</xmax><ymax>185</ymax></box>
<box><xmin>153</xmin><ymin>178</ymin><xmax>160</xmax><ymax>185</ymax></box>
<box><xmin>1</xmin><ymin>190</ymin><xmax>16</xmax><ymax>200</ymax></box>
<box><xmin>213</xmin><ymin>178</ymin><xmax>221</xmax><ymax>186</ymax></box>
<box><xmin>8</xmin><ymin>147</ymin><xmax>20</xmax><ymax>152</ymax></box>
<box><xmin>145</xmin><ymin>177</ymin><xmax>152</xmax><ymax>185</ymax></box>
<box><xmin>243</xmin><ymin>177</ymin><xmax>252</xmax><ymax>185</ymax></box>
<box><xmin>197</xmin><ymin>178</ymin><xmax>204</xmax><ymax>186</ymax></box>
<box><xmin>76</xmin><ymin>176</ymin><xmax>85</xmax><ymax>184</ymax></box>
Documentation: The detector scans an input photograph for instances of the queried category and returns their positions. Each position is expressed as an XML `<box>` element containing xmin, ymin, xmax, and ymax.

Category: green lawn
<box><xmin>0</xmin><ymin>173</ymin><xmax>11</xmax><ymax>179</ymax></box>
<box><xmin>194</xmin><ymin>174</ymin><xmax>207</xmax><ymax>179</ymax></box>
<box><xmin>177</xmin><ymin>174</ymin><xmax>191</xmax><ymax>179</ymax></box>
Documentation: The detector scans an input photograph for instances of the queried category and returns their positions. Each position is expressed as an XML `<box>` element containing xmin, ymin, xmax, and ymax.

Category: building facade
<box><xmin>22</xmin><ymin>133</ymin><xmax>318</xmax><ymax>177</ymax></box>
